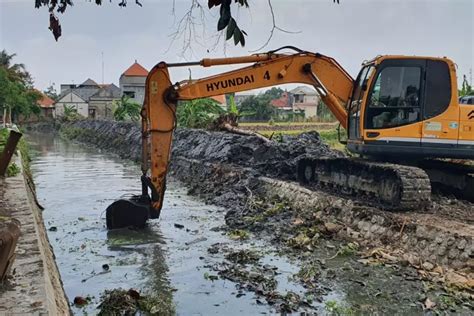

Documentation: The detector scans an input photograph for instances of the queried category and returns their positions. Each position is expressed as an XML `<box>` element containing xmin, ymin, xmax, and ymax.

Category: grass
<box><xmin>239</xmin><ymin>121</ymin><xmax>338</xmax><ymax>127</ymax></box>
<box><xmin>257</xmin><ymin>128</ymin><xmax>346</xmax><ymax>151</ymax></box>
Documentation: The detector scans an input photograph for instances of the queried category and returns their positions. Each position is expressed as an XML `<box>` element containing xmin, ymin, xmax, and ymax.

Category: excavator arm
<box><xmin>144</xmin><ymin>48</ymin><xmax>354</xmax><ymax>215</ymax></box>
<box><xmin>106</xmin><ymin>48</ymin><xmax>354</xmax><ymax>229</ymax></box>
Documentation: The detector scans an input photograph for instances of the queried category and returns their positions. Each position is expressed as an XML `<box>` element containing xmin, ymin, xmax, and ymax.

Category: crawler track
<box><xmin>418</xmin><ymin>160</ymin><xmax>474</xmax><ymax>202</ymax></box>
<box><xmin>297</xmin><ymin>157</ymin><xmax>432</xmax><ymax>211</ymax></box>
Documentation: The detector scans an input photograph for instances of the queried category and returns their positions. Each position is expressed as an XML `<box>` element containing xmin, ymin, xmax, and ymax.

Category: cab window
<box><xmin>366</xmin><ymin>66</ymin><xmax>421</xmax><ymax>129</ymax></box>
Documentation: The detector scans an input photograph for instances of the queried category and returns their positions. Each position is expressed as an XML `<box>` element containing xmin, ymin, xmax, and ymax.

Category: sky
<box><xmin>0</xmin><ymin>0</ymin><xmax>473</xmax><ymax>92</ymax></box>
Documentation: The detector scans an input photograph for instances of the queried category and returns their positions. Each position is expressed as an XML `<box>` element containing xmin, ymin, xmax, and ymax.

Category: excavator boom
<box><xmin>106</xmin><ymin>48</ymin><xmax>354</xmax><ymax>229</ymax></box>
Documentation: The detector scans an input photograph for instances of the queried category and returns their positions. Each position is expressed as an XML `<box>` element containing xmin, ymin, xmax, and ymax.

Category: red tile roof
<box><xmin>270</xmin><ymin>92</ymin><xmax>290</xmax><ymax>108</ymax></box>
<box><xmin>271</xmin><ymin>98</ymin><xmax>288</xmax><ymax>108</ymax></box>
<box><xmin>37</xmin><ymin>93</ymin><xmax>55</xmax><ymax>108</ymax></box>
<box><xmin>210</xmin><ymin>95</ymin><xmax>226</xmax><ymax>104</ymax></box>
<box><xmin>122</xmin><ymin>61</ymin><xmax>148</xmax><ymax>77</ymax></box>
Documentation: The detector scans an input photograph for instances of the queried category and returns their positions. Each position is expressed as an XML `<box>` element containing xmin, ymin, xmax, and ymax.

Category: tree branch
<box><xmin>250</xmin><ymin>0</ymin><xmax>301</xmax><ymax>52</ymax></box>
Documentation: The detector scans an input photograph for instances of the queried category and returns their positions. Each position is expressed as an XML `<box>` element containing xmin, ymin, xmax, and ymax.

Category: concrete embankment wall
<box><xmin>0</xmin><ymin>149</ymin><xmax>69</xmax><ymax>314</ymax></box>
<box><xmin>53</xmin><ymin>120</ymin><xmax>473</xmax><ymax>276</ymax></box>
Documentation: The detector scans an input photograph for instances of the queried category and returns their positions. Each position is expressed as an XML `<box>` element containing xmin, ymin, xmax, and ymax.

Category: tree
<box><xmin>44</xmin><ymin>84</ymin><xmax>59</xmax><ymax>101</ymax></box>
<box><xmin>459</xmin><ymin>74</ymin><xmax>473</xmax><ymax>97</ymax></box>
<box><xmin>263</xmin><ymin>87</ymin><xmax>284</xmax><ymax>99</ymax></box>
<box><xmin>113</xmin><ymin>96</ymin><xmax>142</xmax><ymax>122</ymax></box>
<box><xmin>0</xmin><ymin>50</ymin><xmax>33</xmax><ymax>87</ymax></box>
<box><xmin>176</xmin><ymin>98</ymin><xmax>224</xmax><ymax>128</ymax></box>
<box><xmin>0</xmin><ymin>59</ymin><xmax>41</xmax><ymax>126</ymax></box>
<box><xmin>239</xmin><ymin>94</ymin><xmax>275</xmax><ymax>121</ymax></box>
<box><xmin>35</xmin><ymin>1</ymin><xmax>338</xmax><ymax>47</ymax></box>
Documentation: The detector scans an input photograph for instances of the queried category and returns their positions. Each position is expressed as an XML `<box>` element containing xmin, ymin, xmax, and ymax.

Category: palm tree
<box><xmin>0</xmin><ymin>50</ymin><xmax>32</xmax><ymax>86</ymax></box>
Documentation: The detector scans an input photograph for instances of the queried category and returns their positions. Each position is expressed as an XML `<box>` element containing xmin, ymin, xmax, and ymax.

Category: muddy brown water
<box><xmin>27</xmin><ymin>133</ymin><xmax>467</xmax><ymax>315</ymax></box>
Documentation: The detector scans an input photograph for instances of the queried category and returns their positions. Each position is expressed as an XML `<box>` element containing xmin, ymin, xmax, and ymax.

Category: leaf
<box><xmin>240</xmin><ymin>33</ymin><xmax>245</xmax><ymax>47</ymax></box>
<box><xmin>217</xmin><ymin>1</ymin><xmax>231</xmax><ymax>31</ymax></box>
<box><xmin>208</xmin><ymin>0</ymin><xmax>221</xmax><ymax>9</ymax></box>
<box><xmin>233</xmin><ymin>27</ymin><xmax>241</xmax><ymax>45</ymax></box>
<box><xmin>226</xmin><ymin>18</ymin><xmax>236</xmax><ymax>40</ymax></box>
<box><xmin>48</xmin><ymin>13</ymin><xmax>62</xmax><ymax>41</ymax></box>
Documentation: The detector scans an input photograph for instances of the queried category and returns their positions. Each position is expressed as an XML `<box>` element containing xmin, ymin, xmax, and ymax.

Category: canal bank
<box><xmin>24</xmin><ymin>121</ymin><xmax>474</xmax><ymax>313</ymax></box>
<box><xmin>55</xmin><ymin>120</ymin><xmax>474</xmax><ymax>271</ymax></box>
<box><xmin>0</xmin><ymin>146</ymin><xmax>69</xmax><ymax>314</ymax></box>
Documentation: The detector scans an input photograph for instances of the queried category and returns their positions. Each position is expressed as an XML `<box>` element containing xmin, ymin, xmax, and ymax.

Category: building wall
<box><xmin>304</xmin><ymin>95</ymin><xmax>319</xmax><ymax>103</ymax></box>
<box><xmin>89</xmin><ymin>100</ymin><xmax>116</xmax><ymax>120</ymax></box>
<box><xmin>55</xmin><ymin>92</ymin><xmax>88</xmax><ymax>118</ymax></box>
<box><xmin>119</xmin><ymin>75</ymin><xmax>146</xmax><ymax>105</ymax></box>
<box><xmin>296</xmin><ymin>105</ymin><xmax>318</xmax><ymax>118</ymax></box>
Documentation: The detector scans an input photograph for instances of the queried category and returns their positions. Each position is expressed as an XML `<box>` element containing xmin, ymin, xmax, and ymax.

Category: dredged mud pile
<box><xmin>172</xmin><ymin>128</ymin><xmax>343</xmax><ymax>180</ymax></box>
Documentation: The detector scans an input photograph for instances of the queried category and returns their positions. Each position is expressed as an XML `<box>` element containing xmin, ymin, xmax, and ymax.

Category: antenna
<box><xmin>101</xmin><ymin>51</ymin><xmax>105</xmax><ymax>84</ymax></box>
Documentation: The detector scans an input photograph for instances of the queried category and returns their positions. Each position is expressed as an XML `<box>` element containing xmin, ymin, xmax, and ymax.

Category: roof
<box><xmin>289</xmin><ymin>86</ymin><xmax>317</xmax><ymax>95</ymax></box>
<box><xmin>270</xmin><ymin>91</ymin><xmax>290</xmax><ymax>108</ymax></box>
<box><xmin>122</xmin><ymin>61</ymin><xmax>148</xmax><ymax>77</ymax></box>
<box><xmin>271</xmin><ymin>98</ymin><xmax>289</xmax><ymax>108</ymax></box>
<box><xmin>90</xmin><ymin>83</ymin><xmax>121</xmax><ymax>99</ymax></box>
<box><xmin>56</xmin><ymin>91</ymin><xmax>87</xmax><ymax>103</ymax></box>
<box><xmin>37</xmin><ymin>92</ymin><xmax>55</xmax><ymax>108</ymax></box>
<box><xmin>81</xmin><ymin>78</ymin><xmax>99</xmax><ymax>86</ymax></box>
<box><xmin>210</xmin><ymin>95</ymin><xmax>226</xmax><ymax>104</ymax></box>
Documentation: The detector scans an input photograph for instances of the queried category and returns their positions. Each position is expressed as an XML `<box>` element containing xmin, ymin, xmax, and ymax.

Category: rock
<box><xmin>324</xmin><ymin>222</ymin><xmax>343</xmax><ymax>234</ymax></box>
<box><xmin>73</xmin><ymin>296</ymin><xmax>88</xmax><ymax>306</ymax></box>
<box><xmin>422</xmin><ymin>261</ymin><xmax>434</xmax><ymax>271</ymax></box>
<box><xmin>457</xmin><ymin>239</ymin><xmax>467</xmax><ymax>250</ymax></box>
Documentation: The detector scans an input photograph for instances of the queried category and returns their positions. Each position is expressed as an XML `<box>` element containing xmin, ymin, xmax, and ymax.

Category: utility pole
<box><xmin>101</xmin><ymin>51</ymin><xmax>105</xmax><ymax>85</ymax></box>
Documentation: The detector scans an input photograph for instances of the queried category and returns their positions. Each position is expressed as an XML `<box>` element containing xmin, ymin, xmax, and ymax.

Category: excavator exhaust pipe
<box><xmin>105</xmin><ymin>175</ymin><xmax>161</xmax><ymax>230</ymax></box>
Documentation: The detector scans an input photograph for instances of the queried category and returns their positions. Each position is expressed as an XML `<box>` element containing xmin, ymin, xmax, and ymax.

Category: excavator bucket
<box><xmin>105</xmin><ymin>176</ymin><xmax>161</xmax><ymax>230</ymax></box>
<box><xmin>105</xmin><ymin>196</ymin><xmax>151</xmax><ymax>230</ymax></box>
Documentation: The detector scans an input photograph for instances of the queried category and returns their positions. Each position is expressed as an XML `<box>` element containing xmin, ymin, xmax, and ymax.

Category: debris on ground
<box><xmin>97</xmin><ymin>288</ymin><xmax>175</xmax><ymax>315</ymax></box>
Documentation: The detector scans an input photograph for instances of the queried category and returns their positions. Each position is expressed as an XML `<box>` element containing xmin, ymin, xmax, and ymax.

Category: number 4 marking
<box><xmin>264</xmin><ymin>71</ymin><xmax>271</xmax><ymax>80</ymax></box>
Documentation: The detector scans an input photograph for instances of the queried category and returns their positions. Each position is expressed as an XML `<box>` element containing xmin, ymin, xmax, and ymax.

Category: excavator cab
<box><xmin>347</xmin><ymin>57</ymin><xmax>474</xmax><ymax>160</ymax></box>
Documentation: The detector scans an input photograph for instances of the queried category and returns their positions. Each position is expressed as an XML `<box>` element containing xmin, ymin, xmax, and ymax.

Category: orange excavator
<box><xmin>106</xmin><ymin>47</ymin><xmax>474</xmax><ymax>229</ymax></box>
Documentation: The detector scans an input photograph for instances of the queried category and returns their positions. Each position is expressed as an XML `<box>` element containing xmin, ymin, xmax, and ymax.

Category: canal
<box><xmin>27</xmin><ymin>133</ymin><xmax>321</xmax><ymax>315</ymax></box>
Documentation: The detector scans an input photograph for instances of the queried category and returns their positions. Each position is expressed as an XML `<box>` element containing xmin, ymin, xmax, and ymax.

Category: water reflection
<box><xmin>27</xmin><ymin>133</ymin><xmax>173</xmax><ymax>314</ymax></box>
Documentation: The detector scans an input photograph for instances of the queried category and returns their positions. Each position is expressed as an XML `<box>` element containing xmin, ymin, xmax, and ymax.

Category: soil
<box><xmin>172</xmin><ymin>128</ymin><xmax>343</xmax><ymax>181</ymax></box>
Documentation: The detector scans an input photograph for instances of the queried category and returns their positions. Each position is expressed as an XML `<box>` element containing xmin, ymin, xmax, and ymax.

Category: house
<box><xmin>55</xmin><ymin>79</ymin><xmax>120</xmax><ymax>119</ymax></box>
<box><xmin>270</xmin><ymin>91</ymin><xmax>292</xmax><ymax>111</ymax></box>
<box><xmin>119</xmin><ymin>61</ymin><xmax>148</xmax><ymax>105</ymax></box>
<box><xmin>269</xmin><ymin>86</ymin><xmax>321</xmax><ymax>119</ymax></box>
<box><xmin>55</xmin><ymin>78</ymin><xmax>100</xmax><ymax>118</ymax></box>
<box><xmin>55</xmin><ymin>91</ymin><xmax>89</xmax><ymax>118</ymax></box>
<box><xmin>289</xmin><ymin>86</ymin><xmax>320</xmax><ymax>118</ymax></box>
<box><xmin>37</xmin><ymin>92</ymin><xmax>55</xmax><ymax>119</ymax></box>
<box><xmin>88</xmin><ymin>84</ymin><xmax>121</xmax><ymax>119</ymax></box>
